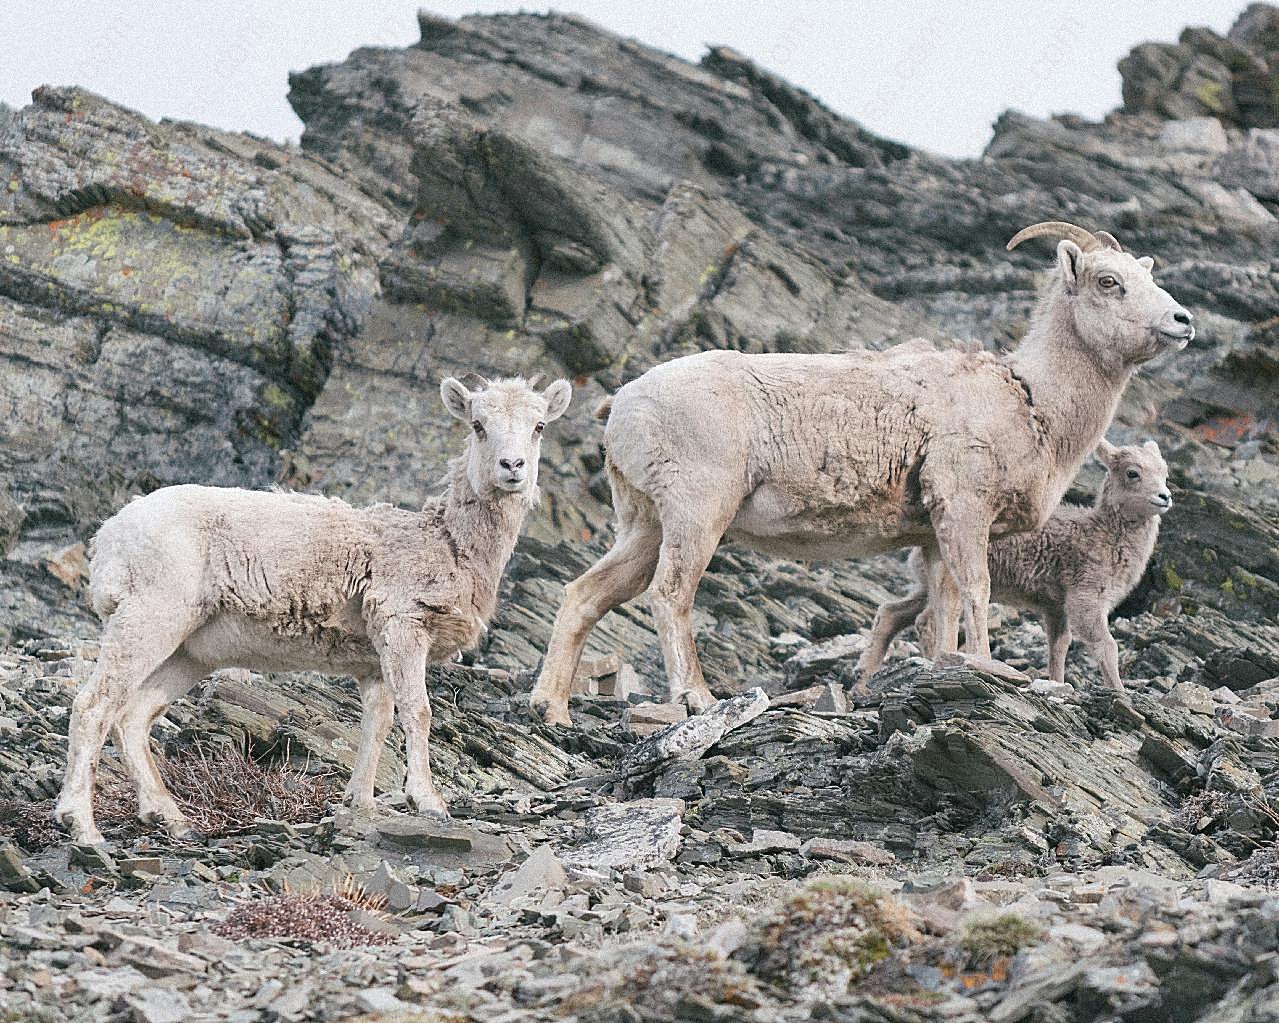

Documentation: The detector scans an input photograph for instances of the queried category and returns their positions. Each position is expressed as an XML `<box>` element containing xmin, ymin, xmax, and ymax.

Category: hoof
<box><xmin>54</xmin><ymin>804</ymin><xmax>104</xmax><ymax>847</ymax></box>
<box><xmin>168</xmin><ymin>826</ymin><xmax>205</xmax><ymax>846</ymax></box>
<box><xmin>406</xmin><ymin>792</ymin><xmax>450</xmax><ymax>819</ymax></box>
<box><xmin>529</xmin><ymin>695</ymin><xmax>572</xmax><ymax>727</ymax></box>
<box><xmin>677</xmin><ymin>687</ymin><xmax>714</xmax><ymax>715</ymax></box>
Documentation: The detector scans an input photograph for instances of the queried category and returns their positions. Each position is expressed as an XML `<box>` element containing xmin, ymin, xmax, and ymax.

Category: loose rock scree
<box><xmin>857</xmin><ymin>440</ymin><xmax>1173</xmax><ymax>691</ymax></box>
<box><xmin>54</xmin><ymin>374</ymin><xmax>572</xmax><ymax>845</ymax></box>
<box><xmin>531</xmin><ymin>222</ymin><xmax>1193</xmax><ymax>725</ymax></box>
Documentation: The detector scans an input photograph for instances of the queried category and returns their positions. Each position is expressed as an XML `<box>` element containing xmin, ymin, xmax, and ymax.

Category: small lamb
<box><xmin>855</xmin><ymin>440</ymin><xmax>1171</xmax><ymax>691</ymax></box>
<box><xmin>55</xmin><ymin>374</ymin><xmax>571</xmax><ymax>846</ymax></box>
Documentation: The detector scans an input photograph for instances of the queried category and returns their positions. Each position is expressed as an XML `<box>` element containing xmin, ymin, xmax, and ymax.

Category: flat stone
<box><xmin>354</xmin><ymin>988</ymin><xmax>411</xmax><ymax>1014</ymax></box>
<box><xmin>0</xmin><ymin>843</ymin><xmax>40</xmax><ymax>893</ymax></box>
<box><xmin>562</xmin><ymin>798</ymin><xmax>685</xmax><ymax>872</ymax></box>
<box><xmin>71</xmin><ymin>843</ymin><xmax>119</xmax><ymax>874</ymax></box>
<box><xmin>1217</xmin><ymin>706</ymin><xmax>1279</xmax><ymax>737</ymax></box>
<box><xmin>622</xmin><ymin>701</ymin><xmax>688</xmax><ymax>736</ymax></box>
<box><xmin>800</xmin><ymin>837</ymin><xmax>895</xmax><ymax>865</ymax></box>
<box><xmin>119</xmin><ymin>858</ymin><xmax>166</xmax><ymax>878</ymax></box>
<box><xmin>1047</xmin><ymin>922</ymin><xmax>1108</xmax><ymax>952</ymax></box>
<box><xmin>1160</xmin><ymin>117</ymin><xmax>1229</xmax><ymax>154</ymax></box>
<box><xmin>126</xmin><ymin>986</ymin><xmax>193</xmax><ymax>1023</ymax></box>
<box><xmin>813</xmin><ymin>682</ymin><xmax>848</xmax><ymax>714</ymax></box>
<box><xmin>619</xmin><ymin>688</ymin><xmax>770</xmax><ymax>778</ymax></box>
<box><xmin>1162</xmin><ymin>681</ymin><xmax>1216</xmax><ymax>714</ymax></box>
<box><xmin>934</xmin><ymin>651</ymin><xmax>1029</xmax><ymax>682</ymax></box>
<box><xmin>728</xmin><ymin>829</ymin><xmax>801</xmax><ymax>855</ymax></box>
<box><xmin>488</xmin><ymin>845</ymin><xmax>566</xmax><ymax>905</ymax></box>
<box><xmin>375</xmin><ymin>817</ymin><xmax>475</xmax><ymax>850</ymax></box>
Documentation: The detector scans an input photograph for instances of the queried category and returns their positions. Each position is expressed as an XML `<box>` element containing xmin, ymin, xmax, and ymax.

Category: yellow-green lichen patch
<box><xmin>0</xmin><ymin>204</ymin><xmax>289</xmax><ymax>365</ymax></box>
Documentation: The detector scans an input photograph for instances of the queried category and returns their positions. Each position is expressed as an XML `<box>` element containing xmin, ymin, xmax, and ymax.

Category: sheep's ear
<box><xmin>1137</xmin><ymin>256</ymin><xmax>1154</xmax><ymax>271</ymax></box>
<box><xmin>1094</xmin><ymin>439</ymin><xmax>1120</xmax><ymax>467</ymax></box>
<box><xmin>1143</xmin><ymin>440</ymin><xmax>1161</xmax><ymax>454</ymax></box>
<box><xmin>542</xmin><ymin>379</ymin><xmax>572</xmax><ymax>422</ymax></box>
<box><xmin>1057</xmin><ymin>240</ymin><xmax>1083</xmax><ymax>292</ymax></box>
<box><xmin>440</xmin><ymin>377</ymin><xmax>472</xmax><ymax>421</ymax></box>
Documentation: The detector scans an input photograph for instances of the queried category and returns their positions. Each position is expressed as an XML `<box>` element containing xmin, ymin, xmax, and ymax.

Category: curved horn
<box><xmin>527</xmin><ymin>372</ymin><xmax>547</xmax><ymax>389</ymax></box>
<box><xmin>459</xmin><ymin>372</ymin><xmax>490</xmax><ymax>391</ymax></box>
<box><xmin>1093</xmin><ymin>230</ymin><xmax>1122</xmax><ymax>252</ymax></box>
<box><xmin>1005</xmin><ymin>221</ymin><xmax>1102</xmax><ymax>253</ymax></box>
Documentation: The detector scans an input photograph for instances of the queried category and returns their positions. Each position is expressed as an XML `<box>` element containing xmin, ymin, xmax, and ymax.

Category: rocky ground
<box><xmin>0</xmin><ymin>4</ymin><xmax>1277</xmax><ymax>1022</ymax></box>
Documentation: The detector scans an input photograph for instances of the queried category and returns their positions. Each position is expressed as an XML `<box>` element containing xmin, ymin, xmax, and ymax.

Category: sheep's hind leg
<box><xmin>55</xmin><ymin>606</ymin><xmax>193</xmax><ymax>845</ymax></box>
<box><xmin>378</xmin><ymin>620</ymin><xmax>447</xmax><ymax>818</ymax></box>
<box><xmin>853</xmin><ymin>591</ymin><xmax>928</xmax><ymax>694</ymax></box>
<box><xmin>344</xmin><ymin>677</ymin><xmax>394</xmax><ymax>812</ymax></box>
<box><xmin>648</xmin><ymin>500</ymin><xmax>737</xmax><ymax>714</ymax></box>
<box><xmin>112</xmin><ymin>652</ymin><xmax>207</xmax><ymax>841</ymax></box>
<box><xmin>1069</xmin><ymin>603</ymin><xmax>1123</xmax><ymax>692</ymax></box>
<box><xmin>531</xmin><ymin>479</ymin><xmax>661</xmax><ymax>725</ymax></box>
<box><xmin>1043</xmin><ymin>613</ymin><xmax>1071</xmax><ymax>685</ymax></box>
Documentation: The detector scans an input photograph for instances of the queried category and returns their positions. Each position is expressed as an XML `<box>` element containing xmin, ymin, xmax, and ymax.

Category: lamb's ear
<box><xmin>1057</xmin><ymin>240</ymin><xmax>1083</xmax><ymax>292</ymax></box>
<box><xmin>1137</xmin><ymin>256</ymin><xmax>1154</xmax><ymax>271</ymax></box>
<box><xmin>542</xmin><ymin>379</ymin><xmax>572</xmax><ymax>422</ymax></box>
<box><xmin>1094</xmin><ymin>439</ymin><xmax>1120</xmax><ymax>467</ymax></box>
<box><xmin>1143</xmin><ymin>440</ymin><xmax>1161</xmax><ymax>454</ymax></box>
<box><xmin>440</xmin><ymin>377</ymin><xmax>472</xmax><ymax>422</ymax></box>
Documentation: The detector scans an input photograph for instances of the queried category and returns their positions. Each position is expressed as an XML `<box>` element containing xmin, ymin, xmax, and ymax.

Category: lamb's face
<box><xmin>440</xmin><ymin>376</ymin><xmax>572</xmax><ymax>497</ymax></box>
<box><xmin>1060</xmin><ymin>244</ymin><xmax>1194</xmax><ymax>368</ymax></box>
<box><xmin>1096</xmin><ymin>440</ymin><xmax>1171</xmax><ymax>520</ymax></box>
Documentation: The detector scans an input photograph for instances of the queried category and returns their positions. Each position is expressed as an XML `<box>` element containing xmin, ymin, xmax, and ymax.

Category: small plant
<box><xmin>1174</xmin><ymin>790</ymin><xmax>1231</xmax><ymax>832</ymax></box>
<box><xmin>96</xmin><ymin>744</ymin><xmax>339</xmax><ymax>839</ymax></box>
<box><xmin>957</xmin><ymin>913</ymin><xmax>1042</xmax><ymax>967</ymax></box>
<box><xmin>214</xmin><ymin>887</ymin><xmax>396</xmax><ymax>948</ymax></box>
<box><xmin>561</xmin><ymin>943</ymin><xmax>764</xmax><ymax>1021</ymax></box>
<box><xmin>738</xmin><ymin>878</ymin><xmax>921</xmax><ymax>993</ymax></box>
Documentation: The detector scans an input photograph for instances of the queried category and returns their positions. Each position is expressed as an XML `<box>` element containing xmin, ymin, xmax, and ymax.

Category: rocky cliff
<box><xmin>0</xmin><ymin>7</ymin><xmax>1277</xmax><ymax>1022</ymax></box>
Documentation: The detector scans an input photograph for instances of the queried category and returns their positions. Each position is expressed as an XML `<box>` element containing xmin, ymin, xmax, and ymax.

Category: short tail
<box><xmin>593</xmin><ymin>396</ymin><xmax>613</xmax><ymax>421</ymax></box>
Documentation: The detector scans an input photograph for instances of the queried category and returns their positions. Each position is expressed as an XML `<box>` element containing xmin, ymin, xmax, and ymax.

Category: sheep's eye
<box><xmin>1126</xmin><ymin>468</ymin><xmax>1141</xmax><ymax>480</ymax></box>
<box><xmin>1099</xmin><ymin>275</ymin><xmax>1118</xmax><ymax>289</ymax></box>
<box><xmin>471</xmin><ymin>420</ymin><xmax>486</xmax><ymax>438</ymax></box>
<box><xmin>533</xmin><ymin>421</ymin><xmax>546</xmax><ymax>436</ymax></box>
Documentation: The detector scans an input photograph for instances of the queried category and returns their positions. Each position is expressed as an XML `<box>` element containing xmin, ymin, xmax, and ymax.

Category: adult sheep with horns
<box><xmin>530</xmin><ymin>221</ymin><xmax>1194</xmax><ymax>725</ymax></box>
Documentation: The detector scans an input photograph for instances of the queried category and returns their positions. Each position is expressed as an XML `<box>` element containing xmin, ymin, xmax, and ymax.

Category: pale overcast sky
<box><xmin>3</xmin><ymin>1</ymin><xmax>1249</xmax><ymax>158</ymax></box>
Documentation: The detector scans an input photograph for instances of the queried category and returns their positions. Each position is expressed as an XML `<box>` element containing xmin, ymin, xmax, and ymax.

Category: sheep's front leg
<box><xmin>378</xmin><ymin>620</ymin><xmax>448</xmax><ymax>818</ymax></box>
<box><xmin>343</xmin><ymin>677</ymin><xmax>395</xmax><ymax>813</ymax></box>
<box><xmin>933</xmin><ymin>507</ymin><xmax>994</xmax><ymax>659</ymax></box>
<box><xmin>1068</xmin><ymin>602</ymin><xmax>1122</xmax><ymax>691</ymax></box>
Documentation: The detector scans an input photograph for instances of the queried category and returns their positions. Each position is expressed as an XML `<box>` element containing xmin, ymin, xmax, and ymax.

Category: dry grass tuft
<box><xmin>0</xmin><ymin>798</ymin><xmax>63</xmax><ymax>852</ymax></box>
<box><xmin>96</xmin><ymin>744</ymin><xmax>339</xmax><ymax>839</ymax></box>
<box><xmin>956</xmin><ymin>913</ymin><xmax>1043</xmax><ymax>966</ymax></box>
<box><xmin>738</xmin><ymin>877</ymin><xmax>922</xmax><ymax>993</ymax></box>
<box><xmin>214</xmin><ymin>890</ymin><xmax>397</xmax><ymax>948</ymax></box>
<box><xmin>0</xmin><ymin>746</ymin><xmax>338</xmax><ymax>851</ymax></box>
<box><xmin>1175</xmin><ymin>790</ymin><xmax>1231</xmax><ymax>832</ymax></box>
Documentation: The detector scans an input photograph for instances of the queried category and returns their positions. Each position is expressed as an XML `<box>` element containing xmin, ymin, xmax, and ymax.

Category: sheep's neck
<box><xmin>1088</xmin><ymin>503</ymin><xmax>1161</xmax><ymax>559</ymax></box>
<box><xmin>434</xmin><ymin>457</ymin><xmax>532</xmax><ymax>622</ymax></box>
<box><xmin>1007</xmin><ymin>294</ymin><xmax>1132</xmax><ymax>488</ymax></box>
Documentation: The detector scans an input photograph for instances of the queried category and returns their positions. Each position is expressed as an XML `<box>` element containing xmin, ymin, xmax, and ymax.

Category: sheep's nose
<box><xmin>499</xmin><ymin>458</ymin><xmax>525</xmax><ymax>471</ymax></box>
<box><xmin>1173</xmin><ymin>310</ymin><xmax>1193</xmax><ymax>326</ymax></box>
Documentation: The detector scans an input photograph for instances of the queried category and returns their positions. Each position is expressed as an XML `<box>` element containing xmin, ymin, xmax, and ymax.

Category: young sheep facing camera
<box><xmin>55</xmin><ymin>374</ymin><xmax>571</xmax><ymax>846</ymax></box>
<box><xmin>855</xmin><ymin>440</ymin><xmax>1171</xmax><ymax>691</ymax></box>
